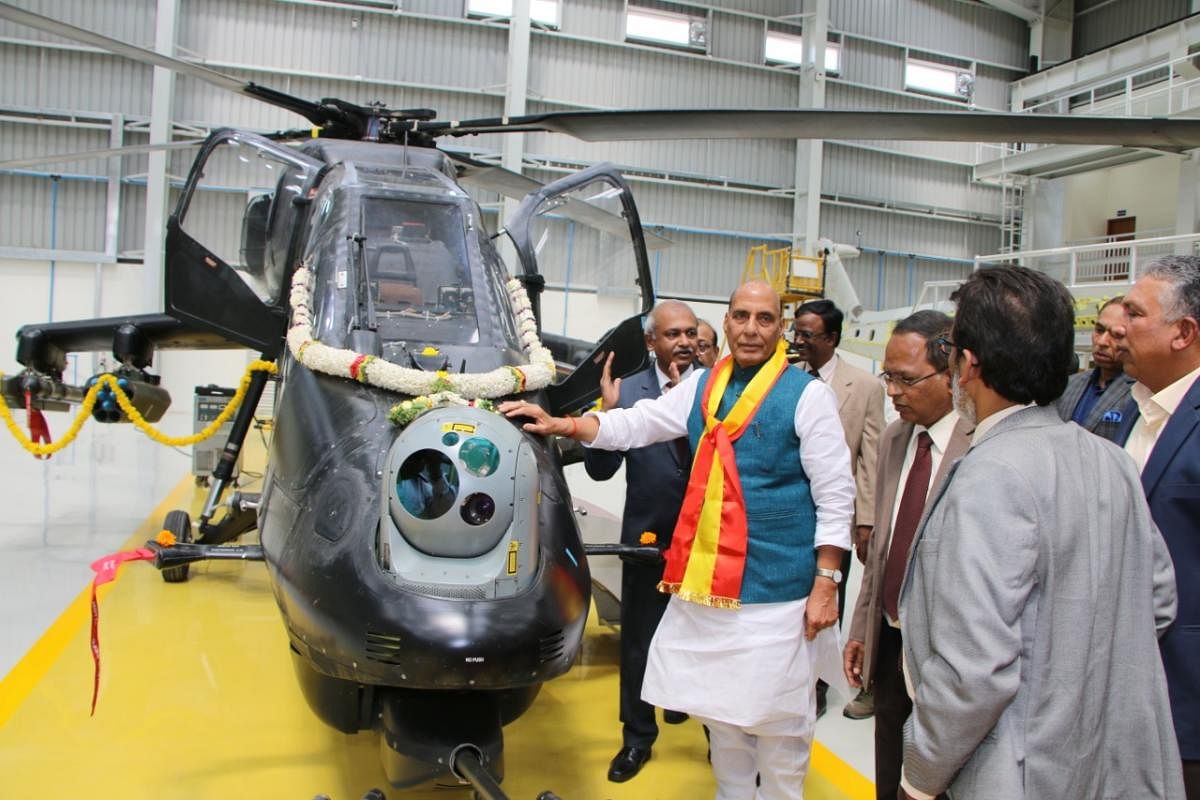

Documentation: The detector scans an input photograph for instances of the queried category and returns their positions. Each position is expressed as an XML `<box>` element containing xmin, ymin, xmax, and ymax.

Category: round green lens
<box><xmin>459</xmin><ymin>436</ymin><xmax>500</xmax><ymax>477</ymax></box>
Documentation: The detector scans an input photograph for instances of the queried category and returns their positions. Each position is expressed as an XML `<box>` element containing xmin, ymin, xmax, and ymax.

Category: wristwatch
<box><xmin>815</xmin><ymin>567</ymin><xmax>843</xmax><ymax>584</ymax></box>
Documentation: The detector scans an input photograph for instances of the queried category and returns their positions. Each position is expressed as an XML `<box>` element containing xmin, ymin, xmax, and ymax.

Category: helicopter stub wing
<box><xmin>425</xmin><ymin>109</ymin><xmax>1200</xmax><ymax>149</ymax></box>
<box><xmin>15</xmin><ymin>313</ymin><xmax>243</xmax><ymax>374</ymax></box>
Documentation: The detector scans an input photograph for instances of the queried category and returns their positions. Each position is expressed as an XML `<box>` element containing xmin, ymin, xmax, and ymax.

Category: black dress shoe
<box><xmin>815</xmin><ymin>682</ymin><xmax>828</xmax><ymax>719</ymax></box>
<box><xmin>607</xmin><ymin>745</ymin><xmax>652</xmax><ymax>782</ymax></box>
<box><xmin>662</xmin><ymin>710</ymin><xmax>689</xmax><ymax>724</ymax></box>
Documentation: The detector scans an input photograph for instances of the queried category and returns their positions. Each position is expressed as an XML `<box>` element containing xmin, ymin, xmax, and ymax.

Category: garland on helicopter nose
<box><xmin>286</xmin><ymin>262</ymin><xmax>556</xmax><ymax>425</ymax></box>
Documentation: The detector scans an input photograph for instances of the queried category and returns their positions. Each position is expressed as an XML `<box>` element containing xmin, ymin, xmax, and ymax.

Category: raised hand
<box><xmin>600</xmin><ymin>351</ymin><xmax>622</xmax><ymax>410</ymax></box>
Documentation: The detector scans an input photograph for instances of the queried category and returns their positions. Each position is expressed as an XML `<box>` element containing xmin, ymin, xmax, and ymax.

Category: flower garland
<box><xmin>286</xmin><ymin>263</ymin><xmax>556</xmax><ymax>425</ymax></box>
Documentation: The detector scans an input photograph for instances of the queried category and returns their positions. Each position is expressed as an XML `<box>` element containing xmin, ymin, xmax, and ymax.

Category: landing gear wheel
<box><xmin>161</xmin><ymin>509</ymin><xmax>192</xmax><ymax>583</ymax></box>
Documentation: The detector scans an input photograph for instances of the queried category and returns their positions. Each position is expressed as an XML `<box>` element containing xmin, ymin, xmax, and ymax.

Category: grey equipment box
<box><xmin>193</xmin><ymin>385</ymin><xmax>240</xmax><ymax>479</ymax></box>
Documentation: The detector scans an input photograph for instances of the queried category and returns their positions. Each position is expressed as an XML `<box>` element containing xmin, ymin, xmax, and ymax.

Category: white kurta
<box><xmin>642</xmin><ymin>597</ymin><xmax>844</xmax><ymax>734</ymax></box>
<box><xmin>584</xmin><ymin>365</ymin><xmax>855</xmax><ymax>731</ymax></box>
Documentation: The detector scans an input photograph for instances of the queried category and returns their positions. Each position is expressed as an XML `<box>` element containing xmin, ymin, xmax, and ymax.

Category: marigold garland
<box><xmin>285</xmin><ymin>263</ymin><xmax>556</xmax><ymax>402</ymax></box>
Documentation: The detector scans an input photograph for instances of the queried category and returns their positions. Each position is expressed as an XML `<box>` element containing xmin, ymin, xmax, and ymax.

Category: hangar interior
<box><xmin>1</xmin><ymin>0</ymin><xmax>1198</xmax><ymax>797</ymax></box>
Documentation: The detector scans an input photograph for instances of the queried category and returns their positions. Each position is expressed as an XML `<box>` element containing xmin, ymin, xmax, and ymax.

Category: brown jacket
<box><xmin>847</xmin><ymin>414</ymin><xmax>972</xmax><ymax>686</ymax></box>
<box><xmin>827</xmin><ymin>357</ymin><xmax>885</xmax><ymax>533</ymax></box>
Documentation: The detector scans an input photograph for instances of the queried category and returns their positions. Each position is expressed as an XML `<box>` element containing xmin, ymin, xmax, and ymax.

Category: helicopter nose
<box><xmin>376</xmin><ymin>405</ymin><xmax>540</xmax><ymax>597</ymax></box>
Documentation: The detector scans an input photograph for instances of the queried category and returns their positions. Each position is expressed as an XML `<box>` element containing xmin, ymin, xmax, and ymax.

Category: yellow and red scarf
<box><xmin>658</xmin><ymin>340</ymin><xmax>790</xmax><ymax>608</ymax></box>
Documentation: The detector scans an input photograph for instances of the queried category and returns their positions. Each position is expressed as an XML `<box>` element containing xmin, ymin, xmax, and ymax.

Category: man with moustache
<box><xmin>1112</xmin><ymin>256</ymin><xmax>1200</xmax><ymax>799</ymax></box>
<box><xmin>898</xmin><ymin>265</ymin><xmax>1181</xmax><ymax>800</ymax></box>
<box><xmin>1055</xmin><ymin>295</ymin><xmax>1135</xmax><ymax>442</ymax></box>
<box><xmin>584</xmin><ymin>299</ymin><xmax>699</xmax><ymax>782</ymax></box>
<box><xmin>502</xmin><ymin>281</ymin><xmax>853</xmax><ymax>799</ymax></box>
<box><xmin>842</xmin><ymin>310</ymin><xmax>972</xmax><ymax>799</ymax></box>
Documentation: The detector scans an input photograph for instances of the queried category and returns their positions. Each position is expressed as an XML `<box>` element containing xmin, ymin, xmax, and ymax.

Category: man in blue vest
<box><xmin>502</xmin><ymin>281</ymin><xmax>854</xmax><ymax>799</ymax></box>
<box><xmin>1113</xmin><ymin>255</ymin><xmax>1200</xmax><ymax>800</ymax></box>
<box><xmin>584</xmin><ymin>300</ymin><xmax>699</xmax><ymax>783</ymax></box>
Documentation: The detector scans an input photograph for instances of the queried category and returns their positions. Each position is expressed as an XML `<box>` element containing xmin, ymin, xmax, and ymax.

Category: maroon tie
<box><xmin>883</xmin><ymin>431</ymin><xmax>934</xmax><ymax>622</ymax></box>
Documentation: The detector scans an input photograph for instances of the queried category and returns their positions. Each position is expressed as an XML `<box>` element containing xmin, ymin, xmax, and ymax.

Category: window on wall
<box><xmin>764</xmin><ymin>29</ymin><xmax>841</xmax><ymax>74</ymax></box>
<box><xmin>626</xmin><ymin>4</ymin><xmax>708</xmax><ymax>52</ymax></box>
<box><xmin>905</xmin><ymin>53</ymin><xmax>974</xmax><ymax>102</ymax></box>
<box><xmin>466</xmin><ymin>0</ymin><xmax>561</xmax><ymax>28</ymax></box>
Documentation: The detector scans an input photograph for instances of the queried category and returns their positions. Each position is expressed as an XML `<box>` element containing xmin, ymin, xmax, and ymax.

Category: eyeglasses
<box><xmin>879</xmin><ymin>370</ymin><xmax>945</xmax><ymax>389</ymax></box>
<box><xmin>696</xmin><ymin>340</ymin><xmax>714</xmax><ymax>353</ymax></box>
<box><xmin>791</xmin><ymin>329</ymin><xmax>828</xmax><ymax>341</ymax></box>
<box><xmin>934</xmin><ymin>335</ymin><xmax>957</xmax><ymax>357</ymax></box>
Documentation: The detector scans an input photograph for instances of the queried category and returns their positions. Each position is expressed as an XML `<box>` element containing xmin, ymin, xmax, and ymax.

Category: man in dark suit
<box><xmin>584</xmin><ymin>299</ymin><xmax>699</xmax><ymax>783</ymax></box>
<box><xmin>1055</xmin><ymin>295</ymin><xmax>1135</xmax><ymax>442</ymax></box>
<box><xmin>843</xmin><ymin>310</ymin><xmax>972</xmax><ymax>800</ymax></box>
<box><xmin>1114</xmin><ymin>255</ymin><xmax>1200</xmax><ymax>800</ymax></box>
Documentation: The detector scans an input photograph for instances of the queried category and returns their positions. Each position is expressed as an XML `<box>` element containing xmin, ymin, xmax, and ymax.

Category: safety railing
<box><xmin>973</xmin><ymin>232</ymin><xmax>1200</xmax><ymax>288</ymax></box>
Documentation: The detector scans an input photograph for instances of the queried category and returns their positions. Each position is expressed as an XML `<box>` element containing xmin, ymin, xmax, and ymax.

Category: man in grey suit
<box><xmin>899</xmin><ymin>265</ymin><xmax>1183</xmax><ymax>800</ymax></box>
<box><xmin>843</xmin><ymin>310</ymin><xmax>972</xmax><ymax>800</ymax></box>
<box><xmin>1055</xmin><ymin>295</ymin><xmax>1135</xmax><ymax>442</ymax></box>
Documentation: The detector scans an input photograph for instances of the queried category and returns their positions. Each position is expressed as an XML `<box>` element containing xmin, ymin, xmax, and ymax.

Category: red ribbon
<box><xmin>88</xmin><ymin>548</ymin><xmax>155</xmax><ymax>715</ymax></box>
<box><xmin>24</xmin><ymin>390</ymin><xmax>52</xmax><ymax>459</ymax></box>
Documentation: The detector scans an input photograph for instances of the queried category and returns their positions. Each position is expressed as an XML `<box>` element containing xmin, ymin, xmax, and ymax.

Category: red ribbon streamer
<box><xmin>24</xmin><ymin>390</ymin><xmax>52</xmax><ymax>459</ymax></box>
<box><xmin>88</xmin><ymin>548</ymin><xmax>155</xmax><ymax>715</ymax></box>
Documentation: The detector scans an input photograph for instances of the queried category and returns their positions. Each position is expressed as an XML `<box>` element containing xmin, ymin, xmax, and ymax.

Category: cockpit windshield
<box><xmin>361</xmin><ymin>197</ymin><xmax>479</xmax><ymax>345</ymax></box>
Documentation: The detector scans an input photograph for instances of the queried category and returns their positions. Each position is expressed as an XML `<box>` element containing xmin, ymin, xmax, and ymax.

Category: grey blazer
<box><xmin>899</xmin><ymin>405</ymin><xmax>1183</xmax><ymax>799</ymax></box>
<box><xmin>1054</xmin><ymin>368</ymin><xmax>1135</xmax><ymax>443</ymax></box>
<box><xmin>846</xmin><ymin>414</ymin><xmax>972</xmax><ymax>687</ymax></box>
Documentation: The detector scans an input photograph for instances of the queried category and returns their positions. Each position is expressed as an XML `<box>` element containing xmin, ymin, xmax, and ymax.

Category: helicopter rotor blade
<box><xmin>0</xmin><ymin>1</ymin><xmax>330</xmax><ymax>128</ymax></box>
<box><xmin>447</xmin><ymin>152</ymin><xmax>673</xmax><ymax>251</ymax></box>
<box><xmin>422</xmin><ymin>108</ymin><xmax>1200</xmax><ymax>148</ymax></box>
<box><xmin>0</xmin><ymin>139</ymin><xmax>205</xmax><ymax>171</ymax></box>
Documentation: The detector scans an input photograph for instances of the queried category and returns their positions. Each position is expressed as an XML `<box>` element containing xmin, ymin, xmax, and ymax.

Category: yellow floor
<box><xmin>0</xmin><ymin>477</ymin><xmax>872</xmax><ymax>800</ymax></box>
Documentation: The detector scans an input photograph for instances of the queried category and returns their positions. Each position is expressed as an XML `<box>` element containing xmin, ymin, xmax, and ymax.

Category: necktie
<box><xmin>808</xmin><ymin>368</ymin><xmax>821</xmax><ymax>380</ymax></box>
<box><xmin>882</xmin><ymin>431</ymin><xmax>934</xmax><ymax>622</ymax></box>
<box><xmin>663</xmin><ymin>380</ymin><xmax>675</xmax><ymax>392</ymax></box>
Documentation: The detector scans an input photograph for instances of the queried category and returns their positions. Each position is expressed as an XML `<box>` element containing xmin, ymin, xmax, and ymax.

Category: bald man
<box><xmin>503</xmin><ymin>282</ymin><xmax>853</xmax><ymax>799</ymax></box>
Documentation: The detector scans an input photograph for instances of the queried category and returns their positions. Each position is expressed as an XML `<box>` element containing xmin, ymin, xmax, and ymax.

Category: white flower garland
<box><xmin>285</xmin><ymin>264</ymin><xmax>557</xmax><ymax>399</ymax></box>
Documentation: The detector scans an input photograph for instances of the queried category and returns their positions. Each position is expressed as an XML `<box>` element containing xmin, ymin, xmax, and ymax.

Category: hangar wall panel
<box><xmin>710</xmin><ymin>11</ymin><xmax>765</xmax><ymax>64</ymax></box>
<box><xmin>823</xmin><ymin>144</ymin><xmax>1001</xmax><ymax>218</ymax></box>
<box><xmin>832</xmin><ymin>0</ymin><xmax>1028</xmax><ymax>69</ymax></box>
<box><xmin>823</xmin><ymin>203</ymin><xmax>999</xmax><ymax>265</ymax></box>
<box><xmin>529</xmin><ymin>36</ymin><xmax>796</xmax><ymax>108</ymax></box>
<box><xmin>1073</xmin><ymin>0</ymin><xmax>1191</xmax><ymax>58</ymax></box>
<box><xmin>559</xmin><ymin>0</ymin><xmax>625</xmax><ymax>41</ymax></box>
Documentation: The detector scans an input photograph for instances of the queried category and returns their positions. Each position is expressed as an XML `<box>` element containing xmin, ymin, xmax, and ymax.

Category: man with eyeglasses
<box><xmin>792</xmin><ymin>299</ymin><xmax>884</xmax><ymax>719</ymax></box>
<box><xmin>842</xmin><ymin>310</ymin><xmax>973</xmax><ymax>799</ymax></box>
<box><xmin>897</xmin><ymin>266</ymin><xmax>1181</xmax><ymax>800</ymax></box>
<box><xmin>696</xmin><ymin>319</ymin><xmax>719</xmax><ymax>368</ymax></box>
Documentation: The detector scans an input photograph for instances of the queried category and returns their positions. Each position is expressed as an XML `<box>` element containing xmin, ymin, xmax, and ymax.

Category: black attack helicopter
<box><xmin>5</xmin><ymin>3</ymin><xmax>1200</xmax><ymax>797</ymax></box>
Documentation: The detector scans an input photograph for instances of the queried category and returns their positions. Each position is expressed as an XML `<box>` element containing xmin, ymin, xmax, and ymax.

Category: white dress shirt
<box><xmin>811</xmin><ymin>353</ymin><xmax>838</xmax><ymax>383</ymax></box>
<box><xmin>970</xmin><ymin>402</ymin><xmax>1033</xmax><ymax>445</ymax></box>
<box><xmin>586</xmin><ymin>365</ymin><xmax>854</xmax><ymax>551</ymax></box>
<box><xmin>1125</xmin><ymin>364</ymin><xmax>1200</xmax><ymax>471</ymax></box>
<box><xmin>653</xmin><ymin>360</ymin><xmax>693</xmax><ymax>393</ymax></box>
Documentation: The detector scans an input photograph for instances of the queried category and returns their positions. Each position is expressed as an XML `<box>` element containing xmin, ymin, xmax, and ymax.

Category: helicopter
<box><xmin>6</xmin><ymin>2</ymin><xmax>1200</xmax><ymax>797</ymax></box>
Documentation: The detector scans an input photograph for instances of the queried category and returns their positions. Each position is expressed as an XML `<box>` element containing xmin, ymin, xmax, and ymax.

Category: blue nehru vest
<box><xmin>686</xmin><ymin>362</ymin><xmax>819</xmax><ymax>604</ymax></box>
